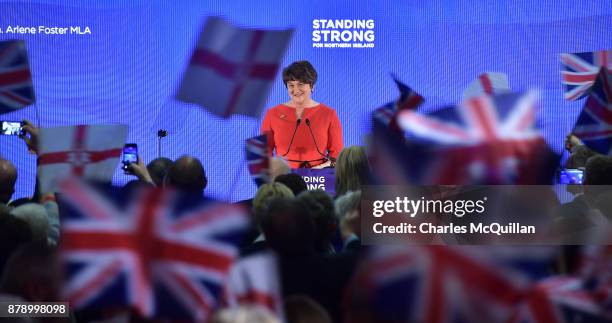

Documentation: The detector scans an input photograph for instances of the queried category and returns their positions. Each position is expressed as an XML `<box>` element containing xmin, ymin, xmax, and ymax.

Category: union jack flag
<box><xmin>373</xmin><ymin>74</ymin><xmax>424</xmax><ymax>134</ymax></box>
<box><xmin>511</xmin><ymin>276</ymin><xmax>611</xmax><ymax>323</ymax></box>
<box><xmin>245</xmin><ymin>134</ymin><xmax>269</xmax><ymax>187</ymax></box>
<box><xmin>346</xmin><ymin>246</ymin><xmax>531</xmax><ymax>323</ymax></box>
<box><xmin>561</xmin><ymin>49</ymin><xmax>611</xmax><ymax>101</ymax></box>
<box><xmin>58</xmin><ymin>179</ymin><xmax>249</xmax><ymax>322</ymax></box>
<box><xmin>395</xmin><ymin>91</ymin><xmax>557</xmax><ymax>184</ymax></box>
<box><xmin>0</xmin><ymin>40</ymin><xmax>35</xmax><ymax>114</ymax></box>
<box><xmin>573</xmin><ymin>67</ymin><xmax>612</xmax><ymax>155</ymax></box>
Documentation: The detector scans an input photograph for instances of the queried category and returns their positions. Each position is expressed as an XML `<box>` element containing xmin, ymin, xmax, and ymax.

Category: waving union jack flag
<box><xmin>346</xmin><ymin>246</ymin><xmax>531</xmax><ymax>323</ymax></box>
<box><xmin>373</xmin><ymin>74</ymin><xmax>424</xmax><ymax>134</ymax></box>
<box><xmin>395</xmin><ymin>91</ymin><xmax>557</xmax><ymax>184</ymax></box>
<box><xmin>0</xmin><ymin>40</ymin><xmax>35</xmax><ymax>114</ymax></box>
<box><xmin>58</xmin><ymin>179</ymin><xmax>249</xmax><ymax>322</ymax></box>
<box><xmin>512</xmin><ymin>276</ymin><xmax>611</xmax><ymax>323</ymax></box>
<box><xmin>573</xmin><ymin>67</ymin><xmax>612</xmax><ymax>155</ymax></box>
<box><xmin>245</xmin><ymin>134</ymin><xmax>269</xmax><ymax>186</ymax></box>
<box><xmin>561</xmin><ymin>49</ymin><xmax>611</xmax><ymax>101</ymax></box>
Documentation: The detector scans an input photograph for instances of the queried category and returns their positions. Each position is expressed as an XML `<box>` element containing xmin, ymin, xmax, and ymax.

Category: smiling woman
<box><xmin>261</xmin><ymin>61</ymin><xmax>343</xmax><ymax>169</ymax></box>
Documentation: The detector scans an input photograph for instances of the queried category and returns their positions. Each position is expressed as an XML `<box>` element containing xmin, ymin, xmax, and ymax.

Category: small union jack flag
<box><xmin>0</xmin><ymin>40</ymin><xmax>35</xmax><ymax>114</ymax></box>
<box><xmin>395</xmin><ymin>91</ymin><xmax>557</xmax><ymax>184</ymax></box>
<box><xmin>245</xmin><ymin>134</ymin><xmax>270</xmax><ymax>187</ymax></box>
<box><xmin>511</xmin><ymin>276</ymin><xmax>611</xmax><ymax>323</ymax></box>
<box><xmin>573</xmin><ymin>67</ymin><xmax>612</xmax><ymax>155</ymax></box>
<box><xmin>561</xmin><ymin>49</ymin><xmax>611</xmax><ymax>101</ymax></box>
<box><xmin>58</xmin><ymin>179</ymin><xmax>249</xmax><ymax>322</ymax></box>
<box><xmin>346</xmin><ymin>246</ymin><xmax>531</xmax><ymax>323</ymax></box>
<box><xmin>373</xmin><ymin>74</ymin><xmax>424</xmax><ymax>134</ymax></box>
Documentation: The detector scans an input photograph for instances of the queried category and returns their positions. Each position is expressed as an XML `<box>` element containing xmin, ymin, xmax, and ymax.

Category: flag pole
<box><xmin>224</xmin><ymin>124</ymin><xmax>258</xmax><ymax>202</ymax></box>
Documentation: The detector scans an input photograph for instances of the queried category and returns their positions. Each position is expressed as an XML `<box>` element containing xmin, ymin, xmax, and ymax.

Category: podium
<box><xmin>292</xmin><ymin>168</ymin><xmax>336</xmax><ymax>196</ymax></box>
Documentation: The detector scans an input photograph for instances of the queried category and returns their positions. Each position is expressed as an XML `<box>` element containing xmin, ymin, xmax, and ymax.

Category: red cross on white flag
<box><xmin>37</xmin><ymin>124</ymin><xmax>128</xmax><ymax>193</ymax></box>
<box><xmin>176</xmin><ymin>17</ymin><xmax>293</xmax><ymax>118</ymax></box>
<box><xmin>463</xmin><ymin>72</ymin><xmax>511</xmax><ymax>100</ymax></box>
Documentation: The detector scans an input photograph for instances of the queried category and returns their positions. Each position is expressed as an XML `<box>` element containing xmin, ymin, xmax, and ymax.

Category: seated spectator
<box><xmin>269</xmin><ymin>157</ymin><xmax>291</xmax><ymax>182</ymax></box>
<box><xmin>0</xmin><ymin>242</ymin><xmax>61</xmax><ymax>303</ymax></box>
<box><xmin>146</xmin><ymin>157</ymin><xmax>173</xmax><ymax>186</ymax></box>
<box><xmin>10</xmin><ymin>203</ymin><xmax>50</xmax><ymax>245</ymax></box>
<box><xmin>262</xmin><ymin>197</ymin><xmax>358</xmax><ymax>322</ymax></box>
<box><xmin>0</xmin><ymin>158</ymin><xmax>17</xmax><ymax>205</ymax></box>
<box><xmin>284</xmin><ymin>295</ymin><xmax>332</xmax><ymax>323</ymax></box>
<box><xmin>243</xmin><ymin>183</ymin><xmax>294</xmax><ymax>254</ymax></box>
<box><xmin>274</xmin><ymin>173</ymin><xmax>307</xmax><ymax>196</ymax></box>
<box><xmin>334</xmin><ymin>146</ymin><xmax>371</xmax><ymax>197</ymax></box>
<box><xmin>296</xmin><ymin>190</ymin><xmax>337</xmax><ymax>254</ymax></box>
<box><xmin>164</xmin><ymin>156</ymin><xmax>208</xmax><ymax>195</ymax></box>
<box><xmin>211</xmin><ymin>306</ymin><xmax>279</xmax><ymax>323</ymax></box>
<box><xmin>0</xmin><ymin>211</ymin><xmax>33</xmax><ymax>276</ymax></box>
<box><xmin>334</xmin><ymin>190</ymin><xmax>362</xmax><ymax>251</ymax></box>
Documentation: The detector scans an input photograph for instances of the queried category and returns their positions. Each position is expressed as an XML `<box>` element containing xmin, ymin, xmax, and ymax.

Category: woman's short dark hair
<box><xmin>282</xmin><ymin>60</ymin><xmax>317</xmax><ymax>87</ymax></box>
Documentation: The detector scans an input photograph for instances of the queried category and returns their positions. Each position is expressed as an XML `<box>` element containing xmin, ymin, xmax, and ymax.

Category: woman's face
<box><xmin>286</xmin><ymin>80</ymin><xmax>313</xmax><ymax>105</ymax></box>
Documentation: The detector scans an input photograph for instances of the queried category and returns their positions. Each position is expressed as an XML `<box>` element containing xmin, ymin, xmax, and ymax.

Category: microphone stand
<box><xmin>157</xmin><ymin>129</ymin><xmax>168</xmax><ymax>158</ymax></box>
<box><xmin>305</xmin><ymin>118</ymin><xmax>332</xmax><ymax>167</ymax></box>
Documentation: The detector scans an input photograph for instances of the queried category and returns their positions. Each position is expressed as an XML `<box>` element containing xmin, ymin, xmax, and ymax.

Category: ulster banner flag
<box><xmin>176</xmin><ymin>17</ymin><xmax>293</xmax><ymax>118</ymax></box>
<box><xmin>463</xmin><ymin>72</ymin><xmax>511</xmax><ymax>100</ymax></box>
<box><xmin>37</xmin><ymin>124</ymin><xmax>128</xmax><ymax>193</ymax></box>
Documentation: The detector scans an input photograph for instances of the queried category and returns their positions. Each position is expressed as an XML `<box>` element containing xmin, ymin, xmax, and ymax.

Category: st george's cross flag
<box><xmin>561</xmin><ymin>49</ymin><xmax>611</xmax><ymax>101</ymax></box>
<box><xmin>176</xmin><ymin>17</ymin><xmax>293</xmax><ymax>118</ymax></box>
<box><xmin>225</xmin><ymin>252</ymin><xmax>283</xmax><ymax>318</ymax></box>
<box><xmin>573</xmin><ymin>67</ymin><xmax>612</xmax><ymax>155</ymax></box>
<box><xmin>0</xmin><ymin>39</ymin><xmax>35</xmax><ymax>114</ymax></box>
<box><xmin>37</xmin><ymin>124</ymin><xmax>127</xmax><ymax>193</ymax></box>
<box><xmin>463</xmin><ymin>72</ymin><xmax>510</xmax><ymax>100</ymax></box>
<box><xmin>57</xmin><ymin>179</ymin><xmax>249</xmax><ymax>322</ymax></box>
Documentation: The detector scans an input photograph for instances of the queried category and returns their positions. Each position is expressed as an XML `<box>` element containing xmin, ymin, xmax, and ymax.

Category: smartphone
<box><xmin>1</xmin><ymin>121</ymin><xmax>24</xmax><ymax>136</ymax></box>
<box><xmin>559</xmin><ymin>169</ymin><xmax>584</xmax><ymax>184</ymax></box>
<box><xmin>122</xmin><ymin>143</ymin><xmax>138</xmax><ymax>170</ymax></box>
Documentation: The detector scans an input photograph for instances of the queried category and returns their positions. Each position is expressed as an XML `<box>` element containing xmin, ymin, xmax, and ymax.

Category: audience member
<box><xmin>262</xmin><ymin>197</ymin><xmax>316</xmax><ymax>256</ymax></box>
<box><xmin>211</xmin><ymin>306</ymin><xmax>280</xmax><ymax>323</ymax></box>
<box><xmin>146</xmin><ymin>157</ymin><xmax>173</xmax><ymax>186</ymax></box>
<box><xmin>284</xmin><ymin>295</ymin><xmax>332</xmax><ymax>323</ymax></box>
<box><xmin>334</xmin><ymin>146</ymin><xmax>370</xmax><ymax>197</ymax></box>
<box><xmin>269</xmin><ymin>157</ymin><xmax>291</xmax><ymax>182</ymax></box>
<box><xmin>274</xmin><ymin>173</ymin><xmax>307</xmax><ymax>196</ymax></box>
<box><xmin>164</xmin><ymin>156</ymin><xmax>208</xmax><ymax>194</ymax></box>
<box><xmin>0</xmin><ymin>242</ymin><xmax>61</xmax><ymax>303</ymax></box>
<box><xmin>0</xmin><ymin>158</ymin><xmax>17</xmax><ymax>205</ymax></box>
<box><xmin>0</xmin><ymin>211</ymin><xmax>34</xmax><ymax>276</ymax></box>
<box><xmin>296</xmin><ymin>189</ymin><xmax>337</xmax><ymax>254</ymax></box>
<box><xmin>334</xmin><ymin>190</ymin><xmax>362</xmax><ymax>251</ymax></box>
<box><xmin>10</xmin><ymin>203</ymin><xmax>50</xmax><ymax>245</ymax></box>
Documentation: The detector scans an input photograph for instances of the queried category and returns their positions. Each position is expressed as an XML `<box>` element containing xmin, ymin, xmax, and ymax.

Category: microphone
<box><xmin>305</xmin><ymin>118</ymin><xmax>327</xmax><ymax>159</ymax></box>
<box><xmin>282</xmin><ymin>118</ymin><xmax>301</xmax><ymax>156</ymax></box>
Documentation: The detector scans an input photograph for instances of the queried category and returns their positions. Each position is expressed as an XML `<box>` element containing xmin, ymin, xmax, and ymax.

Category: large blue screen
<box><xmin>1</xmin><ymin>1</ymin><xmax>611</xmax><ymax>202</ymax></box>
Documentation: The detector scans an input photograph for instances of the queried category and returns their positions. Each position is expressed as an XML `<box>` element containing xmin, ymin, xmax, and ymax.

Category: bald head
<box><xmin>0</xmin><ymin>159</ymin><xmax>17</xmax><ymax>204</ymax></box>
<box><xmin>165</xmin><ymin>156</ymin><xmax>207</xmax><ymax>194</ymax></box>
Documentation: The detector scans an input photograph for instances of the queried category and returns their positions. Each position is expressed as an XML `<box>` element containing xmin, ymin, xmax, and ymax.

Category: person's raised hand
<box><xmin>20</xmin><ymin>119</ymin><xmax>39</xmax><ymax>155</ymax></box>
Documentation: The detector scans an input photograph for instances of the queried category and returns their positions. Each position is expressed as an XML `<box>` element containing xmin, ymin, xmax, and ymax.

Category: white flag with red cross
<box><xmin>37</xmin><ymin>124</ymin><xmax>128</xmax><ymax>193</ymax></box>
<box><xmin>176</xmin><ymin>16</ymin><xmax>293</xmax><ymax>118</ymax></box>
<box><xmin>463</xmin><ymin>72</ymin><xmax>511</xmax><ymax>100</ymax></box>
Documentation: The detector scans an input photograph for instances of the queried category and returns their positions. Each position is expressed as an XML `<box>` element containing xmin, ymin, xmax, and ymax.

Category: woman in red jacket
<box><xmin>261</xmin><ymin>61</ymin><xmax>343</xmax><ymax>168</ymax></box>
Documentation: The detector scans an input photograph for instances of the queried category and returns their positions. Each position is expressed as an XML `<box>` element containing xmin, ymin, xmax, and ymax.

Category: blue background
<box><xmin>1</xmin><ymin>0</ymin><xmax>611</xmax><ymax>202</ymax></box>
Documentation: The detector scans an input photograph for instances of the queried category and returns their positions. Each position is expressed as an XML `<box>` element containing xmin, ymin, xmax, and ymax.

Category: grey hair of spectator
<box><xmin>335</xmin><ymin>190</ymin><xmax>361</xmax><ymax>220</ymax></box>
<box><xmin>146</xmin><ymin>157</ymin><xmax>173</xmax><ymax>187</ymax></box>
<box><xmin>252</xmin><ymin>182</ymin><xmax>294</xmax><ymax>227</ymax></box>
<box><xmin>211</xmin><ymin>306</ymin><xmax>280</xmax><ymax>323</ymax></box>
<box><xmin>284</xmin><ymin>295</ymin><xmax>332</xmax><ymax>323</ymax></box>
<box><xmin>0</xmin><ymin>158</ymin><xmax>17</xmax><ymax>204</ymax></box>
<box><xmin>10</xmin><ymin>203</ymin><xmax>50</xmax><ymax>245</ymax></box>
